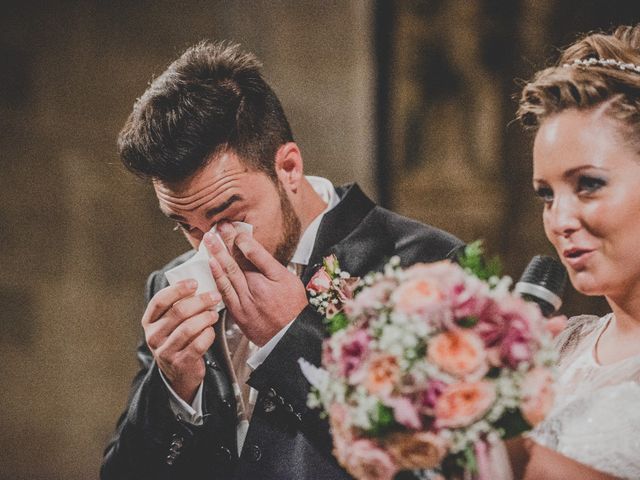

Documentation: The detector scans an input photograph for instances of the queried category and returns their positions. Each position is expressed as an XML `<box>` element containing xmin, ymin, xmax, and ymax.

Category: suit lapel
<box><xmin>302</xmin><ymin>183</ymin><xmax>393</xmax><ymax>284</ymax></box>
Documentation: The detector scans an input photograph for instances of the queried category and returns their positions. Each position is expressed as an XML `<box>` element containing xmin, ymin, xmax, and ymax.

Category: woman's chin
<box><xmin>569</xmin><ymin>272</ymin><xmax>605</xmax><ymax>297</ymax></box>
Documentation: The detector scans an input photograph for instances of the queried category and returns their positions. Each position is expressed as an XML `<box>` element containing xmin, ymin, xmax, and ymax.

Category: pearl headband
<box><xmin>563</xmin><ymin>57</ymin><xmax>640</xmax><ymax>73</ymax></box>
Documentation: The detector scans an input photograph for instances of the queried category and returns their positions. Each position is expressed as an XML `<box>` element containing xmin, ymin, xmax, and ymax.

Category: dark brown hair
<box><xmin>518</xmin><ymin>25</ymin><xmax>640</xmax><ymax>149</ymax></box>
<box><xmin>118</xmin><ymin>41</ymin><xmax>293</xmax><ymax>183</ymax></box>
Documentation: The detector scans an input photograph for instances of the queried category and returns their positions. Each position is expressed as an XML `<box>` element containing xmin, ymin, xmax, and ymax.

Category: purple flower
<box><xmin>340</xmin><ymin>329</ymin><xmax>371</xmax><ymax>379</ymax></box>
<box><xmin>420</xmin><ymin>380</ymin><xmax>448</xmax><ymax>413</ymax></box>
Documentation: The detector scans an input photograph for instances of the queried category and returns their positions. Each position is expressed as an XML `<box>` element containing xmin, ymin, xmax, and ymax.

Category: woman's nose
<box><xmin>545</xmin><ymin>195</ymin><xmax>581</xmax><ymax>237</ymax></box>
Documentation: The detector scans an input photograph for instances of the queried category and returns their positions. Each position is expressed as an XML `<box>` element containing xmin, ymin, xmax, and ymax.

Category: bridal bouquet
<box><xmin>299</xmin><ymin>245</ymin><xmax>557</xmax><ymax>480</ymax></box>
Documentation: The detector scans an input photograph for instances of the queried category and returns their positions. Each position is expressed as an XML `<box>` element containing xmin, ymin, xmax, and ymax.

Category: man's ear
<box><xmin>274</xmin><ymin>142</ymin><xmax>303</xmax><ymax>193</ymax></box>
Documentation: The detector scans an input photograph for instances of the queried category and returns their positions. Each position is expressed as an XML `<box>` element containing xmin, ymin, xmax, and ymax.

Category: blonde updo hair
<box><xmin>518</xmin><ymin>25</ymin><xmax>640</xmax><ymax>148</ymax></box>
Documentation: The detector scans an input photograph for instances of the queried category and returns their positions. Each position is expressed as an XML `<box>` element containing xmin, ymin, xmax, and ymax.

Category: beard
<box><xmin>273</xmin><ymin>183</ymin><xmax>302</xmax><ymax>265</ymax></box>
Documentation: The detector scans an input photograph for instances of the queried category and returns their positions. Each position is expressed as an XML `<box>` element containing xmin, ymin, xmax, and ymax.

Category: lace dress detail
<box><xmin>532</xmin><ymin>314</ymin><xmax>640</xmax><ymax>479</ymax></box>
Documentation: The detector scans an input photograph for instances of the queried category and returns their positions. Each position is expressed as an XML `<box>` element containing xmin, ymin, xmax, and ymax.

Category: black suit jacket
<box><xmin>101</xmin><ymin>183</ymin><xmax>463</xmax><ymax>480</ymax></box>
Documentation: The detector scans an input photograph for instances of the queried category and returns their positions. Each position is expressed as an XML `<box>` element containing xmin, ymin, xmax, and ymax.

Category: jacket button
<box><xmin>249</xmin><ymin>444</ymin><xmax>262</xmax><ymax>462</ymax></box>
<box><xmin>262</xmin><ymin>397</ymin><xmax>276</xmax><ymax>413</ymax></box>
<box><xmin>170</xmin><ymin>435</ymin><xmax>184</xmax><ymax>449</ymax></box>
<box><xmin>216</xmin><ymin>445</ymin><xmax>232</xmax><ymax>462</ymax></box>
<box><xmin>205</xmin><ymin>359</ymin><xmax>219</xmax><ymax>369</ymax></box>
<box><xmin>221</xmin><ymin>399</ymin><xmax>232</xmax><ymax>410</ymax></box>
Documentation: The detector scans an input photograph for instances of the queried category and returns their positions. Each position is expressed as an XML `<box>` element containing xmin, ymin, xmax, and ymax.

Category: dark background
<box><xmin>1</xmin><ymin>1</ymin><xmax>638</xmax><ymax>478</ymax></box>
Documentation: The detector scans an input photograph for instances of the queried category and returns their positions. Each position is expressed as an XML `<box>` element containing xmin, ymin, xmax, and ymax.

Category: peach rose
<box><xmin>385</xmin><ymin>431</ymin><xmax>449</xmax><ymax>470</ymax></box>
<box><xmin>435</xmin><ymin>380</ymin><xmax>496</xmax><ymax>428</ymax></box>
<box><xmin>391</xmin><ymin>277</ymin><xmax>443</xmax><ymax>316</ymax></box>
<box><xmin>428</xmin><ymin>330</ymin><xmax>488</xmax><ymax>379</ymax></box>
<box><xmin>344</xmin><ymin>439</ymin><xmax>398</xmax><ymax>480</ymax></box>
<box><xmin>365</xmin><ymin>354</ymin><xmax>400</xmax><ymax>396</ymax></box>
<box><xmin>521</xmin><ymin>367</ymin><xmax>555</xmax><ymax>426</ymax></box>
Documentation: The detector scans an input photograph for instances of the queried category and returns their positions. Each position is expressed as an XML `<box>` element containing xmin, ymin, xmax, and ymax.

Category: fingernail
<box><xmin>185</xmin><ymin>279</ymin><xmax>198</xmax><ymax>290</ymax></box>
<box><xmin>208</xmin><ymin>291</ymin><xmax>220</xmax><ymax>303</ymax></box>
<box><xmin>203</xmin><ymin>232</ymin><xmax>214</xmax><ymax>246</ymax></box>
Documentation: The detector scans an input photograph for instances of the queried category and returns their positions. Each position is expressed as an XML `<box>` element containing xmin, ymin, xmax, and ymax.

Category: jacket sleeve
<box><xmin>100</xmin><ymin>271</ymin><xmax>236</xmax><ymax>480</ymax></box>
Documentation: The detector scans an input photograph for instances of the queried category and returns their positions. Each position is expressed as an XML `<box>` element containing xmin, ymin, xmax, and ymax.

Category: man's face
<box><xmin>153</xmin><ymin>151</ymin><xmax>302</xmax><ymax>265</ymax></box>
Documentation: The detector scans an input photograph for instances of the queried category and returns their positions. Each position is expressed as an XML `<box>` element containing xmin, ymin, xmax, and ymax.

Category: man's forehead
<box><xmin>154</xmin><ymin>168</ymin><xmax>245</xmax><ymax>212</ymax></box>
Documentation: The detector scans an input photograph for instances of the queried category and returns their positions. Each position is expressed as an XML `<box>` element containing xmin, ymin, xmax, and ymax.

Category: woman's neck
<box><xmin>607</xmin><ymin>288</ymin><xmax>640</xmax><ymax>333</ymax></box>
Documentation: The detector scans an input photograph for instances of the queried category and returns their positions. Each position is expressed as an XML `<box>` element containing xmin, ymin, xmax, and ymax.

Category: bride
<box><xmin>513</xmin><ymin>24</ymin><xmax>640</xmax><ymax>480</ymax></box>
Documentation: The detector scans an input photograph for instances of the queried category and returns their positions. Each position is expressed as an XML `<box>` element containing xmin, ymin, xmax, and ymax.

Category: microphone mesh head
<box><xmin>520</xmin><ymin>255</ymin><xmax>568</xmax><ymax>298</ymax></box>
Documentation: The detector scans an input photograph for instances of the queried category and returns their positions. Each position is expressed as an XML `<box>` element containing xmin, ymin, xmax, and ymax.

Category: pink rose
<box><xmin>500</xmin><ymin>322</ymin><xmax>533</xmax><ymax>368</ymax></box>
<box><xmin>345</xmin><ymin>279</ymin><xmax>395</xmax><ymax>318</ymax></box>
<box><xmin>435</xmin><ymin>381</ymin><xmax>496</xmax><ymax>428</ymax></box>
<box><xmin>307</xmin><ymin>267</ymin><xmax>332</xmax><ymax>294</ymax></box>
<box><xmin>344</xmin><ymin>440</ymin><xmax>398</xmax><ymax>480</ymax></box>
<box><xmin>391</xmin><ymin>277</ymin><xmax>444</xmax><ymax>317</ymax></box>
<box><xmin>384</xmin><ymin>396</ymin><xmax>422</xmax><ymax>429</ymax></box>
<box><xmin>338</xmin><ymin>276</ymin><xmax>360</xmax><ymax>302</ymax></box>
<box><xmin>521</xmin><ymin>368</ymin><xmax>555</xmax><ymax>426</ymax></box>
<box><xmin>428</xmin><ymin>330</ymin><xmax>488</xmax><ymax>379</ymax></box>
<box><xmin>474</xmin><ymin>304</ymin><xmax>508</xmax><ymax>347</ymax></box>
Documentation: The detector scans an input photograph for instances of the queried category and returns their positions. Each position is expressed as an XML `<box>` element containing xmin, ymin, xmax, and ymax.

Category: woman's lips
<box><xmin>562</xmin><ymin>248</ymin><xmax>595</xmax><ymax>269</ymax></box>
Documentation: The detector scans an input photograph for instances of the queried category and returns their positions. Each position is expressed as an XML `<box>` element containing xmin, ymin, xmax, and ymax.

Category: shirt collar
<box><xmin>289</xmin><ymin>176</ymin><xmax>339</xmax><ymax>266</ymax></box>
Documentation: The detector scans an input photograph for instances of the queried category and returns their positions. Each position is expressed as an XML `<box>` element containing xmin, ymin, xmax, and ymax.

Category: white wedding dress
<box><xmin>531</xmin><ymin>314</ymin><xmax>640</xmax><ymax>479</ymax></box>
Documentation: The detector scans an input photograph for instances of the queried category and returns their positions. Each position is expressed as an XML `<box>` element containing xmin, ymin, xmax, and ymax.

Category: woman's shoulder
<box><xmin>555</xmin><ymin>314</ymin><xmax>608</xmax><ymax>361</ymax></box>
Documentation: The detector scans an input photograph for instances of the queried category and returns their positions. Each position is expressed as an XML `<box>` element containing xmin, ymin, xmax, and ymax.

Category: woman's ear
<box><xmin>275</xmin><ymin>142</ymin><xmax>303</xmax><ymax>193</ymax></box>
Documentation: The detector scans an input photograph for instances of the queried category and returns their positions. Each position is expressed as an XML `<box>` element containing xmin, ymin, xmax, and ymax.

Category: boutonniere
<box><xmin>307</xmin><ymin>254</ymin><xmax>360</xmax><ymax>333</ymax></box>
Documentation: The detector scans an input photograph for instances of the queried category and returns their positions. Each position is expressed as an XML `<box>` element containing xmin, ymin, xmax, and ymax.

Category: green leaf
<box><xmin>455</xmin><ymin>445</ymin><xmax>478</xmax><ymax>474</ymax></box>
<box><xmin>457</xmin><ymin>316</ymin><xmax>478</xmax><ymax>328</ymax></box>
<box><xmin>456</xmin><ymin>240</ymin><xmax>502</xmax><ymax>281</ymax></box>
<box><xmin>494</xmin><ymin>408</ymin><xmax>531</xmax><ymax>439</ymax></box>
<box><xmin>364</xmin><ymin>403</ymin><xmax>396</xmax><ymax>437</ymax></box>
<box><xmin>326</xmin><ymin>311</ymin><xmax>349</xmax><ymax>333</ymax></box>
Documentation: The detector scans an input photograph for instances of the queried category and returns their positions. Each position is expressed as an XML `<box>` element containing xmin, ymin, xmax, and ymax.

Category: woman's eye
<box><xmin>577</xmin><ymin>175</ymin><xmax>606</xmax><ymax>194</ymax></box>
<box><xmin>534</xmin><ymin>186</ymin><xmax>554</xmax><ymax>204</ymax></box>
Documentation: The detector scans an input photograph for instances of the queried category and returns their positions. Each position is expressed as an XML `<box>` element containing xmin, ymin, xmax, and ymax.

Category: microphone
<box><xmin>514</xmin><ymin>255</ymin><xmax>568</xmax><ymax>318</ymax></box>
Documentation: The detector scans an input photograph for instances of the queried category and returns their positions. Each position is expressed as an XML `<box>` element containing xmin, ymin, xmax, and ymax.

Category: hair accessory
<box><xmin>563</xmin><ymin>57</ymin><xmax>640</xmax><ymax>73</ymax></box>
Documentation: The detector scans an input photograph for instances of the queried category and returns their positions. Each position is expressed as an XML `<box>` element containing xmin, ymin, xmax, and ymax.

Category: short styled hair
<box><xmin>118</xmin><ymin>41</ymin><xmax>294</xmax><ymax>183</ymax></box>
<box><xmin>518</xmin><ymin>25</ymin><xmax>640</xmax><ymax>151</ymax></box>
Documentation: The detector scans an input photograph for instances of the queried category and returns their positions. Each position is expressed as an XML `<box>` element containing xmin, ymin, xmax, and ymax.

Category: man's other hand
<box><xmin>142</xmin><ymin>280</ymin><xmax>221</xmax><ymax>403</ymax></box>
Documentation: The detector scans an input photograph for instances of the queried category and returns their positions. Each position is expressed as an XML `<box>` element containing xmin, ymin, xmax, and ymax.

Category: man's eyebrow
<box><xmin>205</xmin><ymin>194</ymin><xmax>242</xmax><ymax>219</ymax></box>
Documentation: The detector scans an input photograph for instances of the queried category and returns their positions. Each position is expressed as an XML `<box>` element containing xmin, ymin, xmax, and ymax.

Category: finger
<box><xmin>159</xmin><ymin>310</ymin><xmax>218</xmax><ymax>355</ymax></box>
<box><xmin>235</xmin><ymin>232</ymin><xmax>287</xmax><ymax>279</ymax></box>
<box><xmin>167</xmin><ymin>290</ymin><xmax>221</xmax><ymax>323</ymax></box>
<box><xmin>216</xmin><ymin>221</ymin><xmax>238</xmax><ymax>254</ymax></box>
<box><xmin>187</xmin><ymin>326</ymin><xmax>216</xmax><ymax>357</ymax></box>
<box><xmin>142</xmin><ymin>280</ymin><xmax>198</xmax><ymax>327</ymax></box>
<box><xmin>208</xmin><ymin>255</ymin><xmax>241</xmax><ymax>310</ymax></box>
<box><xmin>148</xmin><ymin>291</ymin><xmax>221</xmax><ymax>345</ymax></box>
<box><xmin>205</xmin><ymin>232</ymin><xmax>249</xmax><ymax>301</ymax></box>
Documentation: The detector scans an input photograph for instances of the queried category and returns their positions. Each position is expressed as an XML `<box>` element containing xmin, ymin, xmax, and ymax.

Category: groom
<box><xmin>101</xmin><ymin>41</ymin><xmax>462</xmax><ymax>480</ymax></box>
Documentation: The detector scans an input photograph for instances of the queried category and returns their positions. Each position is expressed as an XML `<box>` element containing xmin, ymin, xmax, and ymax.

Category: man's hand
<box><xmin>204</xmin><ymin>222</ymin><xmax>308</xmax><ymax>346</ymax></box>
<box><xmin>142</xmin><ymin>280</ymin><xmax>221</xmax><ymax>403</ymax></box>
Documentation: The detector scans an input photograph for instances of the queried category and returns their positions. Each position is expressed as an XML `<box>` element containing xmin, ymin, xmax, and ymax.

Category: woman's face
<box><xmin>533</xmin><ymin>107</ymin><xmax>640</xmax><ymax>301</ymax></box>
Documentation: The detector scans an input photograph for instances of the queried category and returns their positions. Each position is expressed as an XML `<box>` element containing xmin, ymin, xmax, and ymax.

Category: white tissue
<box><xmin>164</xmin><ymin>222</ymin><xmax>253</xmax><ymax>303</ymax></box>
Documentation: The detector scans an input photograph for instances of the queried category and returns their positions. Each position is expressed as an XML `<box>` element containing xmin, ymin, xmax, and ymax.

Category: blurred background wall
<box><xmin>1</xmin><ymin>1</ymin><xmax>638</xmax><ymax>479</ymax></box>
